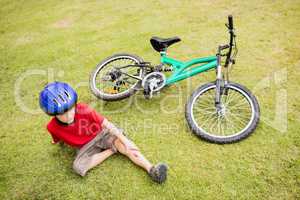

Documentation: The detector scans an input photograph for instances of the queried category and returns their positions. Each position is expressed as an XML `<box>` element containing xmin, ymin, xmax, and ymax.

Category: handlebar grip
<box><xmin>228</xmin><ymin>15</ymin><xmax>233</xmax><ymax>29</ymax></box>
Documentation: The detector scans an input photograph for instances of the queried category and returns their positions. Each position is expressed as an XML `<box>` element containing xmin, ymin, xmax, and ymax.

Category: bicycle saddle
<box><xmin>150</xmin><ymin>36</ymin><xmax>181</xmax><ymax>52</ymax></box>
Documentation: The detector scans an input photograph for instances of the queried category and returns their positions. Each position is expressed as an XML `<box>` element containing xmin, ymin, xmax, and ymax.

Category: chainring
<box><xmin>142</xmin><ymin>72</ymin><xmax>166</xmax><ymax>99</ymax></box>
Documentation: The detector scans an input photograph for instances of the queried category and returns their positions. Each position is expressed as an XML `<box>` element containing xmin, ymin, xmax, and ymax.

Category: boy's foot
<box><xmin>148</xmin><ymin>163</ymin><xmax>168</xmax><ymax>184</ymax></box>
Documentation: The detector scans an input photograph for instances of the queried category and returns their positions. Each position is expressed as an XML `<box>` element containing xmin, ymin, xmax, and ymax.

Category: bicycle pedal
<box><xmin>143</xmin><ymin>89</ymin><xmax>153</xmax><ymax>99</ymax></box>
<box><xmin>143</xmin><ymin>93</ymin><xmax>152</xmax><ymax>99</ymax></box>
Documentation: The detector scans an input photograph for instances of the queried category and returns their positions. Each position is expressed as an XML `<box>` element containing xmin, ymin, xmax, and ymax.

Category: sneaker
<box><xmin>148</xmin><ymin>163</ymin><xmax>168</xmax><ymax>184</ymax></box>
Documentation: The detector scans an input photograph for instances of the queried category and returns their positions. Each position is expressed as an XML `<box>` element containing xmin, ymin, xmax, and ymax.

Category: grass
<box><xmin>0</xmin><ymin>0</ymin><xmax>299</xmax><ymax>199</ymax></box>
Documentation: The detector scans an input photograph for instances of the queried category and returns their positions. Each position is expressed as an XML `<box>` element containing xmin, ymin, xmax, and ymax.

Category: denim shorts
<box><xmin>72</xmin><ymin>128</ymin><xmax>122</xmax><ymax>176</ymax></box>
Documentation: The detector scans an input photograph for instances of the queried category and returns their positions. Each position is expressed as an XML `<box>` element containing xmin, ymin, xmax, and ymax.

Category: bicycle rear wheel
<box><xmin>89</xmin><ymin>53</ymin><xmax>145</xmax><ymax>101</ymax></box>
<box><xmin>185</xmin><ymin>82</ymin><xmax>260</xmax><ymax>144</ymax></box>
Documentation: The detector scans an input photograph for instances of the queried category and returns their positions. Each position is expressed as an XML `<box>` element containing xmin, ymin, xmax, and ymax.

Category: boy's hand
<box><xmin>51</xmin><ymin>140</ymin><xmax>64</xmax><ymax>146</ymax></box>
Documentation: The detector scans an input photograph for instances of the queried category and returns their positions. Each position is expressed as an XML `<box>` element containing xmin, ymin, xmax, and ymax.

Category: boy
<box><xmin>39</xmin><ymin>81</ymin><xmax>167</xmax><ymax>183</ymax></box>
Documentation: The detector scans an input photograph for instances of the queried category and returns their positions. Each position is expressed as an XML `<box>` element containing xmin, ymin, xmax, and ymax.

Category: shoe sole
<box><xmin>156</xmin><ymin>164</ymin><xmax>168</xmax><ymax>183</ymax></box>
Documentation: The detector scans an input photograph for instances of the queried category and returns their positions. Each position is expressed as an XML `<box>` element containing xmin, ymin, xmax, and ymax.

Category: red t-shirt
<box><xmin>46</xmin><ymin>103</ymin><xmax>106</xmax><ymax>148</ymax></box>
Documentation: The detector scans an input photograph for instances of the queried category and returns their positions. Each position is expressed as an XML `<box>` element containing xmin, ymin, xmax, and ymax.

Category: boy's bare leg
<box><xmin>101</xmin><ymin>119</ymin><xmax>168</xmax><ymax>183</ymax></box>
<box><xmin>113</xmin><ymin>137</ymin><xmax>168</xmax><ymax>184</ymax></box>
<box><xmin>86</xmin><ymin>149</ymin><xmax>115</xmax><ymax>170</ymax></box>
<box><xmin>113</xmin><ymin>138</ymin><xmax>153</xmax><ymax>172</ymax></box>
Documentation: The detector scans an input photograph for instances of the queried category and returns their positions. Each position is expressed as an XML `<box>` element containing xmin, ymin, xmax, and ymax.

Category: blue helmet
<box><xmin>39</xmin><ymin>82</ymin><xmax>77</xmax><ymax>115</ymax></box>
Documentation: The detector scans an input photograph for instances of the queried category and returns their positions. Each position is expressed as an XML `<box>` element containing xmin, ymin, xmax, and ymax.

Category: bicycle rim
<box><xmin>92</xmin><ymin>56</ymin><xmax>142</xmax><ymax>97</ymax></box>
<box><xmin>190</xmin><ymin>84</ymin><xmax>255</xmax><ymax>138</ymax></box>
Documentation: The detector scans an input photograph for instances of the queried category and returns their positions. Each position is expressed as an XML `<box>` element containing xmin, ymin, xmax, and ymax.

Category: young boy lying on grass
<box><xmin>39</xmin><ymin>81</ymin><xmax>167</xmax><ymax>183</ymax></box>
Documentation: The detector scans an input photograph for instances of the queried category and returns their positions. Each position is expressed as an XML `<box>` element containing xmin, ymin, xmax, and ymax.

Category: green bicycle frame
<box><xmin>160</xmin><ymin>52</ymin><xmax>217</xmax><ymax>85</ymax></box>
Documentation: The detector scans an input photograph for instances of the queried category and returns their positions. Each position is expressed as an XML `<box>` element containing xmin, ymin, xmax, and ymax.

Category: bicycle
<box><xmin>89</xmin><ymin>15</ymin><xmax>260</xmax><ymax>144</ymax></box>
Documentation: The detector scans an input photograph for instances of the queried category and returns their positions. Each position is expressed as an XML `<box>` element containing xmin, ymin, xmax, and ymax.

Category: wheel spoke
<box><xmin>94</xmin><ymin>57</ymin><xmax>141</xmax><ymax>95</ymax></box>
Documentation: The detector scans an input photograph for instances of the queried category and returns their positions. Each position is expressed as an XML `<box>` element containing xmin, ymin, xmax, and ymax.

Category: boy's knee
<box><xmin>114</xmin><ymin>139</ymin><xmax>137</xmax><ymax>155</ymax></box>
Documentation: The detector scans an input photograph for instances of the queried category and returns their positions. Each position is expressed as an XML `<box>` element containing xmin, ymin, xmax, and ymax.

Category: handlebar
<box><xmin>217</xmin><ymin>15</ymin><xmax>237</xmax><ymax>67</ymax></box>
<box><xmin>225</xmin><ymin>15</ymin><xmax>236</xmax><ymax>66</ymax></box>
<box><xmin>228</xmin><ymin>15</ymin><xmax>233</xmax><ymax>30</ymax></box>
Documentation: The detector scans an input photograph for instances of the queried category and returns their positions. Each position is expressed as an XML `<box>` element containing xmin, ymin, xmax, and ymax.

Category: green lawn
<box><xmin>0</xmin><ymin>0</ymin><xmax>299</xmax><ymax>199</ymax></box>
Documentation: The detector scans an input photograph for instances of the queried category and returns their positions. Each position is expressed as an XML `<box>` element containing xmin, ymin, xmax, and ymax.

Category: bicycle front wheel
<box><xmin>185</xmin><ymin>82</ymin><xmax>260</xmax><ymax>144</ymax></box>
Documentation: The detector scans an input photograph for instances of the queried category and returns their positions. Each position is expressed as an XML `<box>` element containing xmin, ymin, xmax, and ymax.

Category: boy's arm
<box><xmin>51</xmin><ymin>140</ymin><xmax>64</xmax><ymax>146</ymax></box>
<box><xmin>49</xmin><ymin>131</ymin><xmax>61</xmax><ymax>144</ymax></box>
<box><xmin>47</xmin><ymin>128</ymin><xmax>64</xmax><ymax>146</ymax></box>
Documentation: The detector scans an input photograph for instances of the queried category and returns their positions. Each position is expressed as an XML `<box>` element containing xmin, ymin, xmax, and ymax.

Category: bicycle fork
<box><xmin>215</xmin><ymin>45</ymin><xmax>226</xmax><ymax>112</ymax></box>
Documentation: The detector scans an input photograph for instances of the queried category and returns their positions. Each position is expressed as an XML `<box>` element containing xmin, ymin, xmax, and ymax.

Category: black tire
<box><xmin>185</xmin><ymin>82</ymin><xmax>260</xmax><ymax>144</ymax></box>
<box><xmin>89</xmin><ymin>53</ymin><xmax>144</xmax><ymax>101</ymax></box>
